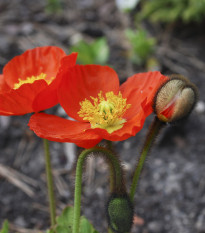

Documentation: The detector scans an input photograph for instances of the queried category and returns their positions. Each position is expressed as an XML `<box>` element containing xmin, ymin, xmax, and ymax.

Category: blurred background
<box><xmin>0</xmin><ymin>0</ymin><xmax>205</xmax><ymax>232</ymax></box>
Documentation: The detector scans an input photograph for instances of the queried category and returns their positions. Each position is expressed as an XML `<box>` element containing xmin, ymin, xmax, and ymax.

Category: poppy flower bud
<box><xmin>153</xmin><ymin>75</ymin><xmax>198</xmax><ymax>123</ymax></box>
<box><xmin>106</xmin><ymin>194</ymin><xmax>134</xmax><ymax>233</ymax></box>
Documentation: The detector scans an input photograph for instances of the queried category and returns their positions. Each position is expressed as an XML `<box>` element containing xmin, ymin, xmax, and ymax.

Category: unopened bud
<box><xmin>153</xmin><ymin>75</ymin><xmax>198</xmax><ymax>123</ymax></box>
<box><xmin>106</xmin><ymin>194</ymin><xmax>134</xmax><ymax>233</ymax></box>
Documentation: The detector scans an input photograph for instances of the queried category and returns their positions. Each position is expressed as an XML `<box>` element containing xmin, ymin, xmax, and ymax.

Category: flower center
<box><xmin>78</xmin><ymin>91</ymin><xmax>131</xmax><ymax>134</ymax></box>
<box><xmin>13</xmin><ymin>73</ymin><xmax>55</xmax><ymax>90</ymax></box>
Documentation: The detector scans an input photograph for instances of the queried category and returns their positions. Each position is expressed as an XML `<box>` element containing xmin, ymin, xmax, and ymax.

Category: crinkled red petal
<box><xmin>0</xmin><ymin>74</ymin><xmax>10</xmax><ymax>93</ymax></box>
<box><xmin>3</xmin><ymin>46</ymin><xmax>66</xmax><ymax>89</ymax></box>
<box><xmin>32</xmin><ymin>53</ymin><xmax>78</xmax><ymax>112</ymax></box>
<box><xmin>28</xmin><ymin>113</ymin><xmax>102</xmax><ymax>148</ymax></box>
<box><xmin>120</xmin><ymin>71</ymin><xmax>169</xmax><ymax>118</ymax></box>
<box><xmin>0</xmin><ymin>80</ymin><xmax>48</xmax><ymax>115</ymax></box>
<box><xmin>58</xmin><ymin>65</ymin><xmax>120</xmax><ymax>122</ymax></box>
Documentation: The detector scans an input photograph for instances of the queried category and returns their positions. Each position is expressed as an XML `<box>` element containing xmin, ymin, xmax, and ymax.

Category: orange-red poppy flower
<box><xmin>0</xmin><ymin>46</ymin><xmax>77</xmax><ymax>115</ymax></box>
<box><xmin>29</xmin><ymin>65</ymin><xmax>168</xmax><ymax>148</ymax></box>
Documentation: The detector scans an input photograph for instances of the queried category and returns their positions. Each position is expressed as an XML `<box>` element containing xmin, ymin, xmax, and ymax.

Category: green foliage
<box><xmin>80</xmin><ymin>218</ymin><xmax>99</xmax><ymax>233</ymax></box>
<box><xmin>70</xmin><ymin>38</ymin><xmax>109</xmax><ymax>65</ymax></box>
<box><xmin>55</xmin><ymin>206</ymin><xmax>73</xmax><ymax>233</ymax></box>
<box><xmin>47</xmin><ymin>206</ymin><xmax>99</xmax><ymax>233</ymax></box>
<box><xmin>0</xmin><ymin>220</ymin><xmax>9</xmax><ymax>233</ymax></box>
<box><xmin>46</xmin><ymin>0</ymin><xmax>62</xmax><ymax>14</ymax></box>
<box><xmin>139</xmin><ymin>0</ymin><xmax>205</xmax><ymax>23</ymax></box>
<box><xmin>125</xmin><ymin>29</ymin><xmax>156</xmax><ymax>65</ymax></box>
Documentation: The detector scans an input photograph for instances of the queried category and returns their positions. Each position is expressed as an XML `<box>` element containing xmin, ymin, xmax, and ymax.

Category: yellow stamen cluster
<box><xmin>13</xmin><ymin>73</ymin><xmax>55</xmax><ymax>90</ymax></box>
<box><xmin>78</xmin><ymin>91</ymin><xmax>131</xmax><ymax>134</ymax></box>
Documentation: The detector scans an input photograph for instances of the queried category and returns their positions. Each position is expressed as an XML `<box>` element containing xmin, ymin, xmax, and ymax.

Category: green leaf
<box><xmin>79</xmin><ymin>217</ymin><xmax>99</xmax><ymax>233</ymax></box>
<box><xmin>139</xmin><ymin>0</ymin><xmax>205</xmax><ymax>23</ymax></box>
<box><xmin>46</xmin><ymin>229</ymin><xmax>59</xmax><ymax>233</ymax></box>
<box><xmin>70</xmin><ymin>41</ymin><xmax>94</xmax><ymax>64</ymax></box>
<box><xmin>125</xmin><ymin>29</ymin><xmax>156</xmax><ymax>65</ymax></box>
<box><xmin>92</xmin><ymin>38</ymin><xmax>109</xmax><ymax>65</ymax></box>
<box><xmin>56</xmin><ymin>206</ymin><xmax>73</xmax><ymax>232</ymax></box>
<box><xmin>54</xmin><ymin>206</ymin><xmax>99</xmax><ymax>233</ymax></box>
<box><xmin>56</xmin><ymin>225</ymin><xmax>72</xmax><ymax>233</ymax></box>
<box><xmin>0</xmin><ymin>220</ymin><xmax>9</xmax><ymax>233</ymax></box>
<box><xmin>46</xmin><ymin>0</ymin><xmax>62</xmax><ymax>14</ymax></box>
<box><xmin>70</xmin><ymin>38</ymin><xmax>109</xmax><ymax>65</ymax></box>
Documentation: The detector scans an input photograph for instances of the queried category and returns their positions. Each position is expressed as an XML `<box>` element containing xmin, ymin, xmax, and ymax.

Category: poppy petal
<box><xmin>58</xmin><ymin>65</ymin><xmax>120</xmax><ymax>122</ymax></box>
<box><xmin>0</xmin><ymin>75</ymin><xmax>10</xmax><ymax>93</ymax></box>
<box><xmin>0</xmin><ymin>80</ymin><xmax>48</xmax><ymax>115</ymax></box>
<box><xmin>120</xmin><ymin>71</ymin><xmax>169</xmax><ymax>119</ymax></box>
<box><xmin>32</xmin><ymin>53</ymin><xmax>78</xmax><ymax>112</ymax></box>
<box><xmin>28</xmin><ymin>113</ymin><xmax>102</xmax><ymax>148</ymax></box>
<box><xmin>3</xmin><ymin>46</ymin><xmax>66</xmax><ymax>89</ymax></box>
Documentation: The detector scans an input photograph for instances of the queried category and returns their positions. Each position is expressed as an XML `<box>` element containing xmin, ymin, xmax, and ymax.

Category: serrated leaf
<box><xmin>46</xmin><ymin>229</ymin><xmax>57</xmax><ymax>233</ymax></box>
<box><xmin>92</xmin><ymin>38</ymin><xmax>109</xmax><ymax>65</ymax></box>
<box><xmin>0</xmin><ymin>220</ymin><xmax>9</xmax><ymax>233</ymax></box>
<box><xmin>70</xmin><ymin>41</ymin><xmax>94</xmax><ymax>64</ymax></box>
<box><xmin>79</xmin><ymin>217</ymin><xmax>99</xmax><ymax>233</ymax></box>
<box><xmin>56</xmin><ymin>206</ymin><xmax>73</xmax><ymax>229</ymax></box>
<box><xmin>54</xmin><ymin>206</ymin><xmax>99</xmax><ymax>233</ymax></box>
<box><xmin>125</xmin><ymin>29</ymin><xmax>156</xmax><ymax>65</ymax></box>
<box><xmin>70</xmin><ymin>38</ymin><xmax>109</xmax><ymax>65</ymax></box>
<box><xmin>139</xmin><ymin>0</ymin><xmax>205</xmax><ymax>23</ymax></box>
<box><xmin>56</xmin><ymin>225</ymin><xmax>72</xmax><ymax>233</ymax></box>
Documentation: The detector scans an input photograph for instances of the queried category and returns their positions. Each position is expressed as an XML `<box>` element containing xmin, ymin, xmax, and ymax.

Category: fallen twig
<box><xmin>0</xmin><ymin>163</ymin><xmax>38</xmax><ymax>197</ymax></box>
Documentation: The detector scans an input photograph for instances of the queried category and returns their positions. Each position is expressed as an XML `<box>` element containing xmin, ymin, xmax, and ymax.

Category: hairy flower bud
<box><xmin>153</xmin><ymin>75</ymin><xmax>198</xmax><ymax>123</ymax></box>
<box><xmin>106</xmin><ymin>194</ymin><xmax>134</xmax><ymax>233</ymax></box>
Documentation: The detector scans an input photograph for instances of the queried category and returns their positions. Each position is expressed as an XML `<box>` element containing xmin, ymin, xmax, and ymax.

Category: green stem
<box><xmin>73</xmin><ymin>146</ymin><xmax>125</xmax><ymax>233</ymax></box>
<box><xmin>129</xmin><ymin>117</ymin><xmax>164</xmax><ymax>202</ymax></box>
<box><xmin>43</xmin><ymin>139</ymin><xmax>56</xmax><ymax>227</ymax></box>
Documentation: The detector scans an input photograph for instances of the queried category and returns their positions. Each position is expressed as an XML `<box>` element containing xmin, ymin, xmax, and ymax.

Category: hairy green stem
<box><xmin>43</xmin><ymin>139</ymin><xmax>56</xmax><ymax>227</ymax></box>
<box><xmin>129</xmin><ymin>117</ymin><xmax>164</xmax><ymax>202</ymax></box>
<box><xmin>73</xmin><ymin>146</ymin><xmax>125</xmax><ymax>233</ymax></box>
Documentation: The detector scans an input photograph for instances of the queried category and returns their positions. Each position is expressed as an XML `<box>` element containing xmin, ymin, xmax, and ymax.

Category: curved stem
<box><xmin>129</xmin><ymin>117</ymin><xmax>165</xmax><ymax>202</ymax></box>
<box><xmin>43</xmin><ymin>139</ymin><xmax>56</xmax><ymax>227</ymax></box>
<box><xmin>73</xmin><ymin>146</ymin><xmax>125</xmax><ymax>233</ymax></box>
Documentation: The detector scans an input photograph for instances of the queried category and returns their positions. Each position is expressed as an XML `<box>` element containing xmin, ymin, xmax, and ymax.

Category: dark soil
<box><xmin>0</xmin><ymin>1</ymin><xmax>205</xmax><ymax>233</ymax></box>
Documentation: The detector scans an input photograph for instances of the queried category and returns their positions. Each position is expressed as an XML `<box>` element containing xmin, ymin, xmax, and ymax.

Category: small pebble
<box><xmin>195</xmin><ymin>101</ymin><xmax>205</xmax><ymax>114</ymax></box>
<box><xmin>14</xmin><ymin>216</ymin><xmax>27</xmax><ymax>228</ymax></box>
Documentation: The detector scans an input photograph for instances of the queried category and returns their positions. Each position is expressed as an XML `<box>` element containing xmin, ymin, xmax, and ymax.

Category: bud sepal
<box><xmin>153</xmin><ymin>74</ymin><xmax>198</xmax><ymax>123</ymax></box>
<box><xmin>106</xmin><ymin>193</ymin><xmax>134</xmax><ymax>233</ymax></box>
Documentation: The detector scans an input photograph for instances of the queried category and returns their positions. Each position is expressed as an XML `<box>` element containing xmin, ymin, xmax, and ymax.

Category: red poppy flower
<box><xmin>0</xmin><ymin>46</ymin><xmax>77</xmax><ymax>115</ymax></box>
<box><xmin>29</xmin><ymin>65</ymin><xmax>168</xmax><ymax>148</ymax></box>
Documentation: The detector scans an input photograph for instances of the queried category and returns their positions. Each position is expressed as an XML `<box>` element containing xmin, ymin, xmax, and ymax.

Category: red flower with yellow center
<box><xmin>0</xmin><ymin>46</ymin><xmax>77</xmax><ymax>115</ymax></box>
<box><xmin>29</xmin><ymin>65</ymin><xmax>168</xmax><ymax>148</ymax></box>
